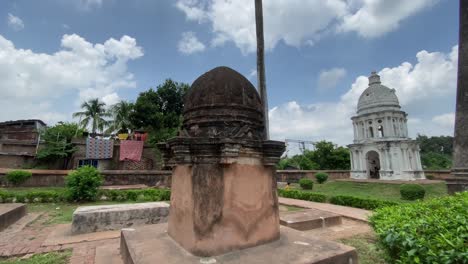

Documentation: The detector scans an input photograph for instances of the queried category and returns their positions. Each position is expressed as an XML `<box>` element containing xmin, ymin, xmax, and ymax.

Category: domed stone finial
<box><xmin>369</xmin><ymin>71</ymin><xmax>381</xmax><ymax>86</ymax></box>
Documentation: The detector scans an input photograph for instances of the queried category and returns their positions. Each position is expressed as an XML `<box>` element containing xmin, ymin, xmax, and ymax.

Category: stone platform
<box><xmin>120</xmin><ymin>223</ymin><xmax>358</xmax><ymax>264</ymax></box>
<box><xmin>280</xmin><ymin>209</ymin><xmax>342</xmax><ymax>231</ymax></box>
<box><xmin>0</xmin><ymin>203</ymin><xmax>26</xmax><ymax>232</ymax></box>
<box><xmin>71</xmin><ymin>202</ymin><xmax>169</xmax><ymax>235</ymax></box>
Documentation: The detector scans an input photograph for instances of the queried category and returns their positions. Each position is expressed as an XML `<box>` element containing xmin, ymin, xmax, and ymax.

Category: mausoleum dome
<box><xmin>182</xmin><ymin>66</ymin><xmax>264</xmax><ymax>139</ymax></box>
<box><xmin>357</xmin><ymin>72</ymin><xmax>400</xmax><ymax>115</ymax></box>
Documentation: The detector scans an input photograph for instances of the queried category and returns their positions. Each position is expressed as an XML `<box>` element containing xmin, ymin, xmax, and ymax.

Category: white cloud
<box><xmin>62</xmin><ymin>24</ymin><xmax>71</xmax><ymax>30</ymax></box>
<box><xmin>178</xmin><ymin>31</ymin><xmax>206</xmax><ymax>55</ymax></box>
<box><xmin>0</xmin><ymin>33</ymin><xmax>143</xmax><ymax>125</ymax></box>
<box><xmin>317</xmin><ymin>67</ymin><xmax>347</xmax><ymax>90</ymax></box>
<box><xmin>78</xmin><ymin>0</ymin><xmax>104</xmax><ymax>10</ymax></box>
<box><xmin>7</xmin><ymin>13</ymin><xmax>24</xmax><ymax>31</ymax></box>
<box><xmin>248</xmin><ymin>69</ymin><xmax>257</xmax><ymax>80</ymax></box>
<box><xmin>176</xmin><ymin>0</ymin><xmax>437</xmax><ymax>54</ymax></box>
<box><xmin>269</xmin><ymin>45</ymin><xmax>457</xmax><ymax>146</ymax></box>
<box><xmin>339</xmin><ymin>0</ymin><xmax>438</xmax><ymax>38</ymax></box>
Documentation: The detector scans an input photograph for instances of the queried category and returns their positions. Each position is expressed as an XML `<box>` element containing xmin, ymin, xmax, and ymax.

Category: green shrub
<box><xmin>65</xmin><ymin>166</ymin><xmax>103</xmax><ymax>201</ymax></box>
<box><xmin>277</xmin><ymin>189</ymin><xmax>327</xmax><ymax>202</ymax></box>
<box><xmin>370</xmin><ymin>192</ymin><xmax>468</xmax><ymax>264</ymax></box>
<box><xmin>329</xmin><ymin>195</ymin><xmax>398</xmax><ymax>210</ymax></box>
<box><xmin>399</xmin><ymin>184</ymin><xmax>425</xmax><ymax>201</ymax></box>
<box><xmin>5</xmin><ymin>170</ymin><xmax>32</xmax><ymax>186</ymax></box>
<box><xmin>425</xmin><ymin>174</ymin><xmax>434</xmax><ymax>180</ymax></box>
<box><xmin>315</xmin><ymin>172</ymin><xmax>328</xmax><ymax>184</ymax></box>
<box><xmin>299</xmin><ymin>178</ymin><xmax>313</xmax><ymax>190</ymax></box>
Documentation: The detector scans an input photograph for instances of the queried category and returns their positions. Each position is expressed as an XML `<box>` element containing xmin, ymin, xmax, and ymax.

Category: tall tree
<box><xmin>73</xmin><ymin>98</ymin><xmax>110</xmax><ymax>134</ymax></box>
<box><xmin>36</xmin><ymin>122</ymin><xmax>84</xmax><ymax>169</ymax></box>
<box><xmin>106</xmin><ymin>100</ymin><xmax>134</xmax><ymax>133</ymax></box>
<box><xmin>130</xmin><ymin>79</ymin><xmax>189</xmax><ymax>143</ymax></box>
<box><xmin>255</xmin><ymin>0</ymin><xmax>269</xmax><ymax>139</ymax></box>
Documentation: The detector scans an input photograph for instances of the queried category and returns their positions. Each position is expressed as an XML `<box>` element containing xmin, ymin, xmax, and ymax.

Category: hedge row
<box><xmin>0</xmin><ymin>188</ymin><xmax>171</xmax><ymax>203</ymax></box>
<box><xmin>370</xmin><ymin>192</ymin><xmax>468</xmax><ymax>264</ymax></box>
<box><xmin>278</xmin><ymin>189</ymin><xmax>398</xmax><ymax>210</ymax></box>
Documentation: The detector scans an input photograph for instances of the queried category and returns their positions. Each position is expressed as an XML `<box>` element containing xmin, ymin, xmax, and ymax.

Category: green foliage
<box><xmin>416</xmin><ymin>134</ymin><xmax>453</xmax><ymax>169</ymax></box>
<box><xmin>329</xmin><ymin>195</ymin><xmax>398</xmax><ymax>210</ymax></box>
<box><xmin>5</xmin><ymin>170</ymin><xmax>32</xmax><ymax>186</ymax></box>
<box><xmin>315</xmin><ymin>172</ymin><xmax>328</xmax><ymax>184</ymax></box>
<box><xmin>0</xmin><ymin>188</ymin><xmax>171</xmax><ymax>204</ymax></box>
<box><xmin>425</xmin><ymin>174</ymin><xmax>434</xmax><ymax>180</ymax></box>
<box><xmin>36</xmin><ymin>122</ymin><xmax>83</xmax><ymax>168</ymax></box>
<box><xmin>65</xmin><ymin>166</ymin><xmax>103</xmax><ymax>201</ymax></box>
<box><xmin>279</xmin><ymin>141</ymin><xmax>350</xmax><ymax>170</ymax></box>
<box><xmin>299</xmin><ymin>178</ymin><xmax>314</xmax><ymax>190</ymax></box>
<box><xmin>73</xmin><ymin>98</ymin><xmax>111</xmax><ymax>134</ymax></box>
<box><xmin>106</xmin><ymin>100</ymin><xmax>135</xmax><ymax>133</ymax></box>
<box><xmin>399</xmin><ymin>184</ymin><xmax>425</xmax><ymax>201</ymax></box>
<box><xmin>277</xmin><ymin>189</ymin><xmax>327</xmax><ymax>202</ymax></box>
<box><xmin>0</xmin><ymin>250</ymin><xmax>72</xmax><ymax>264</ymax></box>
<box><xmin>370</xmin><ymin>193</ymin><xmax>468</xmax><ymax>264</ymax></box>
<box><xmin>130</xmin><ymin>79</ymin><xmax>189</xmax><ymax>143</ymax></box>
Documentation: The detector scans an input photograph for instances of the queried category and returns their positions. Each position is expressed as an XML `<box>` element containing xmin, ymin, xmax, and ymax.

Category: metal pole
<box><xmin>255</xmin><ymin>0</ymin><xmax>269</xmax><ymax>140</ymax></box>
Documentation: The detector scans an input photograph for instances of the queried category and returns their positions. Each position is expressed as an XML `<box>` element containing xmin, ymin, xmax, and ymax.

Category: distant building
<box><xmin>348</xmin><ymin>73</ymin><xmax>424</xmax><ymax>180</ymax></box>
<box><xmin>0</xmin><ymin>119</ymin><xmax>46</xmax><ymax>168</ymax></box>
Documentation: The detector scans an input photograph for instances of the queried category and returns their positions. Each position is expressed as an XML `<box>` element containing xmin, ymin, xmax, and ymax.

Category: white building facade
<box><xmin>348</xmin><ymin>72</ymin><xmax>425</xmax><ymax>180</ymax></box>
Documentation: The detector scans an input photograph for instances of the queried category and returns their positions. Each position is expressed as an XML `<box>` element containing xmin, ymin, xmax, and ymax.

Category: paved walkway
<box><xmin>336</xmin><ymin>178</ymin><xmax>444</xmax><ymax>184</ymax></box>
<box><xmin>278</xmin><ymin>197</ymin><xmax>371</xmax><ymax>222</ymax></box>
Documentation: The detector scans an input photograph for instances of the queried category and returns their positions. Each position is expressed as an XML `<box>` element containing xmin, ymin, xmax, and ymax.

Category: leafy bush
<box><xmin>299</xmin><ymin>178</ymin><xmax>314</xmax><ymax>190</ymax></box>
<box><xmin>65</xmin><ymin>166</ymin><xmax>103</xmax><ymax>201</ymax></box>
<box><xmin>425</xmin><ymin>174</ymin><xmax>434</xmax><ymax>180</ymax></box>
<box><xmin>277</xmin><ymin>189</ymin><xmax>327</xmax><ymax>202</ymax></box>
<box><xmin>6</xmin><ymin>170</ymin><xmax>32</xmax><ymax>186</ymax></box>
<box><xmin>329</xmin><ymin>195</ymin><xmax>398</xmax><ymax>210</ymax></box>
<box><xmin>315</xmin><ymin>172</ymin><xmax>329</xmax><ymax>184</ymax></box>
<box><xmin>370</xmin><ymin>192</ymin><xmax>468</xmax><ymax>264</ymax></box>
<box><xmin>0</xmin><ymin>188</ymin><xmax>171</xmax><ymax>203</ymax></box>
<box><xmin>399</xmin><ymin>184</ymin><xmax>425</xmax><ymax>201</ymax></box>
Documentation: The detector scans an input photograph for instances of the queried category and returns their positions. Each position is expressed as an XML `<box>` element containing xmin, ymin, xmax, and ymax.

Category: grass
<box><xmin>340</xmin><ymin>233</ymin><xmax>388</xmax><ymax>264</ymax></box>
<box><xmin>27</xmin><ymin>200</ymin><xmax>159</xmax><ymax>225</ymax></box>
<box><xmin>0</xmin><ymin>187</ymin><xmax>65</xmax><ymax>194</ymax></box>
<box><xmin>292</xmin><ymin>181</ymin><xmax>447</xmax><ymax>202</ymax></box>
<box><xmin>0</xmin><ymin>250</ymin><xmax>71</xmax><ymax>264</ymax></box>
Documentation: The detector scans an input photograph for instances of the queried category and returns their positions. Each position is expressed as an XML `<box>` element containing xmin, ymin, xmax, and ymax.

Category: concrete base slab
<box><xmin>280</xmin><ymin>209</ymin><xmax>342</xmax><ymax>231</ymax></box>
<box><xmin>72</xmin><ymin>202</ymin><xmax>169</xmax><ymax>234</ymax></box>
<box><xmin>120</xmin><ymin>223</ymin><xmax>358</xmax><ymax>264</ymax></box>
<box><xmin>0</xmin><ymin>203</ymin><xmax>26</xmax><ymax>232</ymax></box>
<box><xmin>43</xmin><ymin>224</ymin><xmax>120</xmax><ymax>246</ymax></box>
<box><xmin>95</xmin><ymin>240</ymin><xmax>123</xmax><ymax>264</ymax></box>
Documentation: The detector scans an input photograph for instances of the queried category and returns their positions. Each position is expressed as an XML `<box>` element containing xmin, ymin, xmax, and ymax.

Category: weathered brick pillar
<box><xmin>158</xmin><ymin>67</ymin><xmax>284</xmax><ymax>257</ymax></box>
<box><xmin>450</xmin><ymin>0</ymin><xmax>468</xmax><ymax>192</ymax></box>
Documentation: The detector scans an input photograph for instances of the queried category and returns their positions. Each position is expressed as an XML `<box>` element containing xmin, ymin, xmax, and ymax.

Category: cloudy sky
<box><xmin>0</xmin><ymin>0</ymin><xmax>459</xmax><ymax>148</ymax></box>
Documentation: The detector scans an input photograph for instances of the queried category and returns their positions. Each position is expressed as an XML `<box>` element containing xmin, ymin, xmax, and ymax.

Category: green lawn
<box><xmin>293</xmin><ymin>181</ymin><xmax>448</xmax><ymax>202</ymax></box>
<box><xmin>0</xmin><ymin>251</ymin><xmax>71</xmax><ymax>264</ymax></box>
<box><xmin>340</xmin><ymin>233</ymin><xmax>388</xmax><ymax>264</ymax></box>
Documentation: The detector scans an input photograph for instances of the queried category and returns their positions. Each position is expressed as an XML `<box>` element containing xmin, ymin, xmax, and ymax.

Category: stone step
<box><xmin>280</xmin><ymin>209</ymin><xmax>342</xmax><ymax>231</ymax></box>
<box><xmin>71</xmin><ymin>202</ymin><xmax>169</xmax><ymax>235</ymax></box>
<box><xmin>0</xmin><ymin>203</ymin><xmax>26</xmax><ymax>232</ymax></box>
<box><xmin>120</xmin><ymin>223</ymin><xmax>357</xmax><ymax>264</ymax></box>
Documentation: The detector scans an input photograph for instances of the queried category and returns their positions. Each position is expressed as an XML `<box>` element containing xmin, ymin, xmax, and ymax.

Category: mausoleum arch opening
<box><xmin>366</xmin><ymin>150</ymin><xmax>380</xmax><ymax>179</ymax></box>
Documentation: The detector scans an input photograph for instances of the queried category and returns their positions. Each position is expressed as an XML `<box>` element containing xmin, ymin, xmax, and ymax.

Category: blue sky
<box><xmin>0</xmin><ymin>0</ymin><xmax>459</xmax><ymax>147</ymax></box>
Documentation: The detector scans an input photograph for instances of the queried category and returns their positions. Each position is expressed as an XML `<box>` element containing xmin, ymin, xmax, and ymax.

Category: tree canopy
<box><xmin>106</xmin><ymin>100</ymin><xmax>134</xmax><ymax>134</ymax></box>
<box><xmin>73</xmin><ymin>98</ymin><xmax>111</xmax><ymax>134</ymax></box>
<box><xmin>130</xmin><ymin>79</ymin><xmax>189</xmax><ymax>143</ymax></box>
<box><xmin>278</xmin><ymin>141</ymin><xmax>350</xmax><ymax>170</ymax></box>
<box><xmin>416</xmin><ymin>134</ymin><xmax>453</xmax><ymax>169</ymax></box>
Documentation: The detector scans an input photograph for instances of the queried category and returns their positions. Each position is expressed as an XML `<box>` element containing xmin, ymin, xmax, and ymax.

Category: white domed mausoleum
<box><xmin>348</xmin><ymin>72</ymin><xmax>425</xmax><ymax>180</ymax></box>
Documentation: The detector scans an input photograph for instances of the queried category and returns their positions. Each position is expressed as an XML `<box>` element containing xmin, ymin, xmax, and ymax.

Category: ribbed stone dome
<box><xmin>181</xmin><ymin>66</ymin><xmax>264</xmax><ymax>139</ymax></box>
<box><xmin>357</xmin><ymin>72</ymin><xmax>400</xmax><ymax>114</ymax></box>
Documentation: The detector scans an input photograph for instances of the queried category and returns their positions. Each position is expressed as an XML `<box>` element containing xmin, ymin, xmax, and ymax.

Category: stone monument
<box><xmin>348</xmin><ymin>72</ymin><xmax>424</xmax><ymax>180</ymax></box>
<box><xmin>120</xmin><ymin>66</ymin><xmax>357</xmax><ymax>264</ymax></box>
<box><xmin>158</xmin><ymin>66</ymin><xmax>285</xmax><ymax>256</ymax></box>
<box><xmin>449</xmin><ymin>0</ymin><xmax>468</xmax><ymax>192</ymax></box>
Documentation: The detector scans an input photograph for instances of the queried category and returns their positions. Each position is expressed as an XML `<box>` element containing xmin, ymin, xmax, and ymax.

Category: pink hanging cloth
<box><xmin>119</xmin><ymin>140</ymin><xmax>144</xmax><ymax>161</ymax></box>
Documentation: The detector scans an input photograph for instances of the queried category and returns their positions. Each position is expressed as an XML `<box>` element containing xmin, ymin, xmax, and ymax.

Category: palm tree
<box><xmin>73</xmin><ymin>98</ymin><xmax>111</xmax><ymax>134</ymax></box>
<box><xmin>106</xmin><ymin>100</ymin><xmax>134</xmax><ymax>134</ymax></box>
